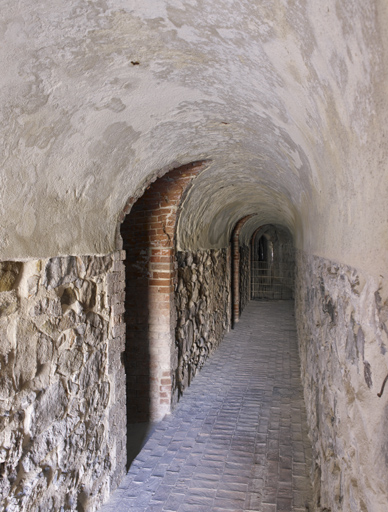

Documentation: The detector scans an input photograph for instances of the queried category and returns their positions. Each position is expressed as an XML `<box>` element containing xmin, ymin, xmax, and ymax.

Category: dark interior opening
<box><xmin>120</xmin><ymin>200</ymin><xmax>153</xmax><ymax>469</ymax></box>
<box><xmin>251</xmin><ymin>225</ymin><xmax>294</xmax><ymax>300</ymax></box>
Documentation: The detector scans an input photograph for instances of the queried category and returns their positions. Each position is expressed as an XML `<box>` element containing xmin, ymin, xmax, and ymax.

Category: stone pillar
<box><xmin>106</xmin><ymin>250</ymin><xmax>127</xmax><ymax>490</ymax></box>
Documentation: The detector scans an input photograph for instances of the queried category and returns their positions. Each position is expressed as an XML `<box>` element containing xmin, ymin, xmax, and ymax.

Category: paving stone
<box><xmin>213</xmin><ymin>498</ymin><xmax>245</xmax><ymax>509</ymax></box>
<box><xmin>188</xmin><ymin>478</ymin><xmax>218</xmax><ymax>489</ymax></box>
<box><xmin>163</xmin><ymin>493</ymin><xmax>186</xmax><ymax>511</ymax></box>
<box><xmin>178</xmin><ymin>504</ymin><xmax>211</xmax><ymax>512</ymax></box>
<box><xmin>184</xmin><ymin>494</ymin><xmax>214</xmax><ymax>507</ymax></box>
<box><xmin>277</xmin><ymin>496</ymin><xmax>292</xmax><ymax>510</ymax></box>
<box><xmin>261</xmin><ymin>504</ymin><xmax>277</xmax><ymax>512</ymax></box>
<box><xmin>147</xmin><ymin>504</ymin><xmax>165</xmax><ymax>511</ymax></box>
<box><xmin>244</xmin><ymin>492</ymin><xmax>262</xmax><ymax>510</ymax></box>
<box><xmin>99</xmin><ymin>301</ymin><xmax>313</xmax><ymax>512</ymax></box>
<box><xmin>151</xmin><ymin>485</ymin><xmax>173</xmax><ymax>502</ymax></box>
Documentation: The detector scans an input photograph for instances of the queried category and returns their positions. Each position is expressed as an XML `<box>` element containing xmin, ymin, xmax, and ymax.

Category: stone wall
<box><xmin>240</xmin><ymin>245</ymin><xmax>250</xmax><ymax>313</ymax></box>
<box><xmin>295</xmin><ymin>251</ymin><xmax>388</xmax><ymax>511</ymax></box>
<box><xmin>173</xmin><ymin>249</ymin><xmax>231</xmax><ymax>407</ymax></box>
<box><xmin>0</xmin><ymin>253</ymin><xmax>127</xmax><ymax>512</ymax></box>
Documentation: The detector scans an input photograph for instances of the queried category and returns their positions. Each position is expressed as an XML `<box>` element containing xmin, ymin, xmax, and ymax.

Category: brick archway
<box><xmin>119</xmin><ymin>162</ymin><xmax>206</xmax><ymax>463</ymax></box>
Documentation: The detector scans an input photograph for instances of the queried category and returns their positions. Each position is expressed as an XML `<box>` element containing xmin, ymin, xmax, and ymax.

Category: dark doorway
<box><xmin>120</xmin><ymin>200</ymin><xmax>154</xmax><ymax>468</ymax></box>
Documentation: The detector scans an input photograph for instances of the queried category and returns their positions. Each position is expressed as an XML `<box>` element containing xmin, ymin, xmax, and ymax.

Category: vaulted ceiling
<box><xmin>1</xmin><ymin>0</ymin><xmax>387</xmax><ymax>276</ymax></box>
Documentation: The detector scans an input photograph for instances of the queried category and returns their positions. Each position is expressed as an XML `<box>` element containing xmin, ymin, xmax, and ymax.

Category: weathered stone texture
<box><xmin>173</xmin><ymin>249</ymin><xmax>231</xmax><ymax>407</ymax></box>
<box><xmin>295</xmin><ymin>251</ymin><xmax>388</xmax><ymax>512</ymax></box>
<box><xmin>0</xmin><ymin>262</ymin><xmax>22</xmax><ymax>292</ymax></box>
<box><xmin>0</xmin><ymin>253</ymin><xmax>126</xmax><ymax>512</ymax></box>
<box><xmin>240</xmin><ymin>244</ymin><xmax>250</xmax><ymax>313</ymax></box>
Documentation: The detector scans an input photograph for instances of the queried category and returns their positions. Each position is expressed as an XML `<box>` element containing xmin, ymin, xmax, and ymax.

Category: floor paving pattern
<box><xmin>100</xmin><ymin>300</ymin><xmax>313</xmax><ymax>512</ymax></box>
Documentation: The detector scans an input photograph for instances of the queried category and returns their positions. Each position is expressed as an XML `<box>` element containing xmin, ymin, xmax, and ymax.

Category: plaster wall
<box><xmin>0</xmin><ymin>0</ymin><xmax>387</xmax><ymax>280</ymax></box>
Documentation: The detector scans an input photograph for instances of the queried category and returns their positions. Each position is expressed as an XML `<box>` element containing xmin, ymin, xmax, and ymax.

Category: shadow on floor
<box><xmin>127</xmin><ymin>422</ymin><xmax>157</xmax><ymax>469</ymax></box>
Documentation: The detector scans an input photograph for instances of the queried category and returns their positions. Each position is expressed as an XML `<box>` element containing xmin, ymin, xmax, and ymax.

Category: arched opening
<box><xmin>119</xmin><ymin>162</ymin><xmax>206</xmax><ymax>467</ymax></box>
<box><xmin>251</xmin><ymin>225</ymin><xmax>294</xmax><ymax>300</ymax></box>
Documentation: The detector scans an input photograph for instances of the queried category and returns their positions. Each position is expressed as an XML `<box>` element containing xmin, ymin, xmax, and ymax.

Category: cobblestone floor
<box><xmin>100</xmin><ymin>300</ymin><xmax>313</xmax><ymax>512</ymax></box>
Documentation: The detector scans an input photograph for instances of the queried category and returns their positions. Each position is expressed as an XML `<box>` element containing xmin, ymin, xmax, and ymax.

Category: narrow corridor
<box><xmin>100</xmin><ymin>301</ymin><xmax>313</xmax><ymax>512</ymax></box>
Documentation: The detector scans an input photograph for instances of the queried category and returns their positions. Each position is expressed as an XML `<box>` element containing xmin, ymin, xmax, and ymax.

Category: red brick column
<box><xmin>251</xmin><ymin>226</ymin><xmax>263</xmax><ymax>299</ymax></box>
<box><xmin>120</xmin><ymin>162</ymin><xmax>205</xmax><ymax>422</ymax></box>
<box><xmin>232</xmin><ymin>215</ymin><xmax>254</xmax><ymax>326</ymax></box>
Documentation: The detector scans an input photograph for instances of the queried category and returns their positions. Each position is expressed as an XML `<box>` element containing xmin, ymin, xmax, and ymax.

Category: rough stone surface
<box><xmin>0</xmin><ymin>262</ymin><xmax>22</xmax><ymax>292</ymax></box>
<box><xmin>0</xmin><ymin>1</ymin><xmax>387</xmax><ymax>509</ymax></box>
<box><xmin>295</xmin><ymin>250</ymin><xmax>388</xmax><ymax>511</ymax></box>
<box><xmin>0</xmin><ymin>253</ymin><xmax>127</xmax><ymax>512</ymax></box>
<box><xmin>173</xmin><ymin>249</ymin><xmax>231</xmax><ymax>407</ymax></box>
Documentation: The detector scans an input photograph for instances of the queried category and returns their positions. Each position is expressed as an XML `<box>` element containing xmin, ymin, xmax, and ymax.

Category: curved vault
<box><xmin>0</xmin><ymin>0</ymin><xmax>387</xmax><ymax>276</ymax></box>
<box><xmin>239</xmin><ymin>222</ymin><xmax>294</xmax><ymax>250</ymax></box>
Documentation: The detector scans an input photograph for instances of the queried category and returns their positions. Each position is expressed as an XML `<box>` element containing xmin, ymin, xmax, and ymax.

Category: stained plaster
<box><xmin>0</xmin><ymin>0</ymin><xmax>387</xmax><ymax>277</ymax></box>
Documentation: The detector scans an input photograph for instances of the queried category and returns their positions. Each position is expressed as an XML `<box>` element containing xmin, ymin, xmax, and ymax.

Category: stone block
<box><xmin>14</xmin><ymin>318</ymin><xmax>39</xmax><ymax>387</ymax></box>
<box><xmin>112</xmin><ymin>250</ymin><xmax>126</xmax><ymax>261</ymax></box>
<box><xmin>111</xmin><ymin>302</ymin><xmax>125</xmax><ymax>317</ymax></box>
<box><xmin>111</xmin><ymin>322</ymin><xmax>126</xmax><ymax>338</ymax></box>
<box><xmin>57</xmin><ymin>348</ymin><xmax>84</xmax><ymax>376</ymax></box>
<box><xmin>0</xmin><ymin>290</ymin><xmax>18</xmax><ymax>318</ymax></box>
<box><xmin>32</xmin><ymin>380</ymin><xmax>69</xmax><ymax>438</ymax></box>
<box><xmin>37</xmin><ymin>334</ymin><xmax>54</xmax><ymax>365</ymax></box>
<box><xmin>76</xmin><ymin>279</ymin><xmax>97</xmax><ymax>309</ymax></box>
<box><xmin>0</xmin><ymin>262</ymin><xmax>22</xmax><ymax>292</ymax></box>
<box><xmin>42</xmin><ymin>256</ymin><xmax>79</xmax><ymax>289</ymax></box>
<box><xmin>83</xmin><ymin>255</ymin><xmax>113</xmax><ymax>277</ymax></box>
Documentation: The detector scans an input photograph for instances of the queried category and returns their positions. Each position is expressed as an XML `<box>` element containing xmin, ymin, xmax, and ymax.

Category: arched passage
<box><xmin>119</xmin><ymin>162</ymin><xmax>206</xmax><ymax>464</ymax></box>
<box><xmin>0</xmin><ymin>1</ymin><xmax>387</xmax><ymax>510</ymax></box>
<box><xmin>250</xmin><ymin>225</ymin><xmax>295</xmax><ymax>300</ymax></box>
